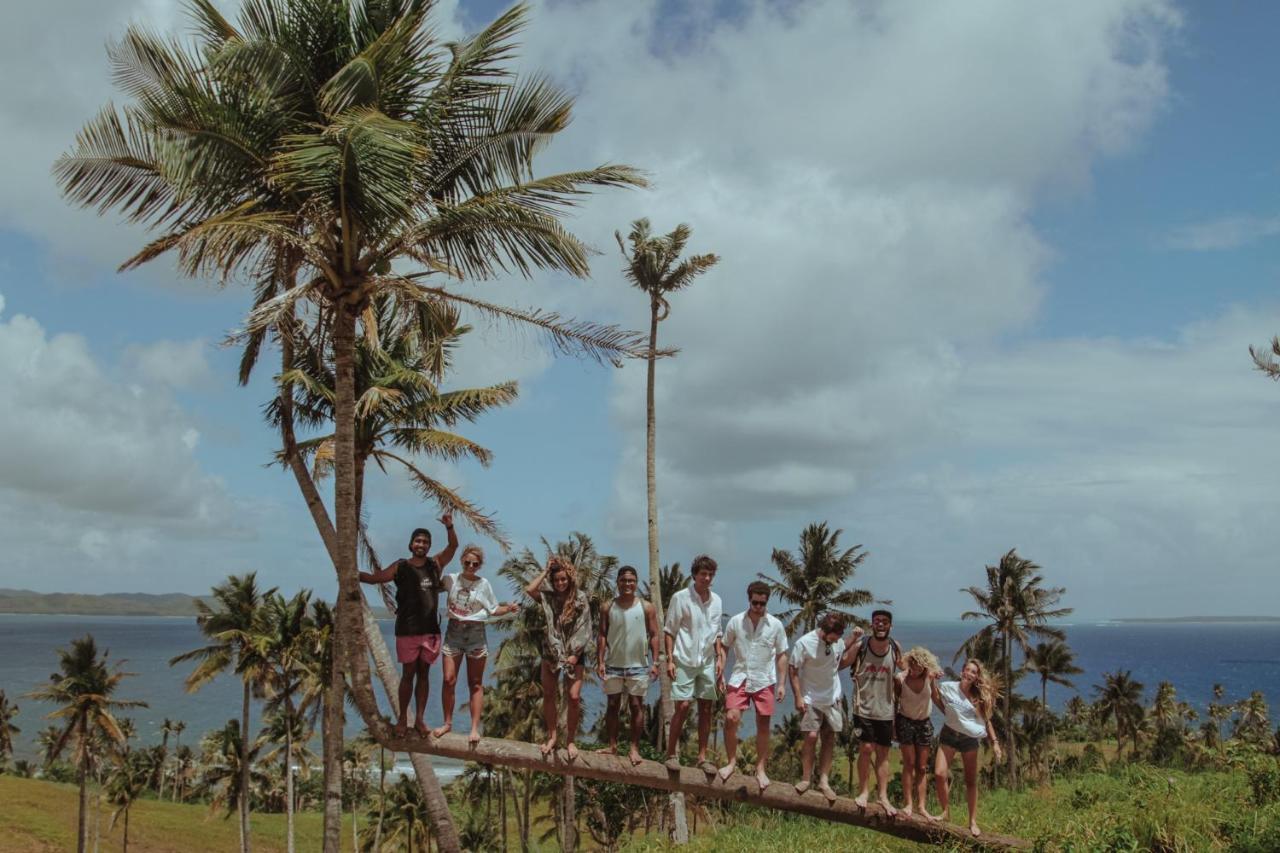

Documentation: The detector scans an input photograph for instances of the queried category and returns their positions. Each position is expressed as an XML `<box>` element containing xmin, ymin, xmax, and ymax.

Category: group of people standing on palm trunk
<box><xmin>360</xmin><ymin>519</ymin><xmax>1004</xmax><ymax>837</ymax></box>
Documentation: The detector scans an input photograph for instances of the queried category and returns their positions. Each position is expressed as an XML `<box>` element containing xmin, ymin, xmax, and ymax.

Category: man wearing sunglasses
<box><xmin>790</xmin><ymin>611</ymin><xmax>863</xmax><ymax>800</ymax></box>
<box><xmin>716</xmin><ymin>581</ymin><xmax>789</xmax><ymax>791</ymax></box>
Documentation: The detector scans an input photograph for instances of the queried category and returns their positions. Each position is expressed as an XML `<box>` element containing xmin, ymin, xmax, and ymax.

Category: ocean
<box><xmin>3</xmin><ymin>614</ymin><xmax>1278</xmax><ymax>776</ymax></box>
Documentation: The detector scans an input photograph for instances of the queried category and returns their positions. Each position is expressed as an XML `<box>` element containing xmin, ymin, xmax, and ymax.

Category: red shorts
<box><xmin>725</xmin><ymin>682</ymin><xmax>776</xmax><ymax>716</ymax></box>
<box><xmin>395</xmin><ymin>633</ymin><xmax>442</xmax><ymax>664</ymax></box>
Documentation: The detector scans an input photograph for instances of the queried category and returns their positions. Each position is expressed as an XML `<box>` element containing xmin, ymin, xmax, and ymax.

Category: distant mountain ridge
<box><xmin>0</xmin><ymin>588</ymin><xmax>391</xmax><ymax>619</ymax></box>
<box><xmin>0</xmin><ymin>588</ymin><xmax>208</xmax><ymax>616</ymax></box>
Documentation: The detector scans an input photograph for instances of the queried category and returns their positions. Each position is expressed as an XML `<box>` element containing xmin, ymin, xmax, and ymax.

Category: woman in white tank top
<box><xmin>894</xmin><ymin>647</ymin><xmax>941</xmax><ymax>820</ymax></box>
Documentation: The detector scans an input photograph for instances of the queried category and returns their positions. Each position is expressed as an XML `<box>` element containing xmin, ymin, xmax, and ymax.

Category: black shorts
<box><xmin>938</xmin><ymin>725</ymin><xmax>982</xmax><ymax>754</ymax></box>
<box><xmin>854</xmin><ymin>714</ymin><xmax>894</xmax><ymax>747</ymax></box>
<box><xmin>895</xmin><ymin>713</ymin><xmax>934</xmax><ymax>746</ymax></box>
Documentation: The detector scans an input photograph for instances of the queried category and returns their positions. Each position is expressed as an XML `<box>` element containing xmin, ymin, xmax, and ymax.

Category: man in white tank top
<box><xmin>595</xmin><ymin>565</ymin><xmax>661</xmax><ymax>765</ymax></box>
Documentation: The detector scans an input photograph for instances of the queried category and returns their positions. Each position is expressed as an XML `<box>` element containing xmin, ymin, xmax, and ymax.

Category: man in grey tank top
<box><xmin>596</xmin><ymin>565</ymin><xmax>661</xmax><ymax>765</ymax></box>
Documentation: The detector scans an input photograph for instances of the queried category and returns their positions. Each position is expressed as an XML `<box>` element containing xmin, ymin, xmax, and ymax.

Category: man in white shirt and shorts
<box><xmin>790</xmin><ymin>611</ymin><xmax>863</xmax><ymax>800</ymax></box>
<box><xmin>663</xmin><ymin>554</ymin><xmax>723</xmax><ymax>772</ymax></box>
<box><xmin>715</xmin><ymin>580</ymin><xmax>788</xmax><ymax>790</ymax></box>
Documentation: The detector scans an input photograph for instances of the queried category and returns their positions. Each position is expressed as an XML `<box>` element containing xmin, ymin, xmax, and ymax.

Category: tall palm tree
<box><xmin>1092</xmin><ymin>670</ymin><xmax>1145</xmax><ymax>760</ymax></box>
<box><xmin>156</xmin><ymin>717</ymin><xmax>175</xmax><ymax>798</ymax></box>
<box><xmin>760</xmin><ymin>522</ymin><xmax>874</xmax><ymax>635</ymax></box>
<box><xmin>199</xmin><ymin>720</ymin><xmax>268</xmax><ymax>821</ymax></box>
<box><xmin>0</xmin><ymin>690</ymin><xmax>19</xmax><ymax>767</ymax></box>
<box><xmin>1021</xmin><ymin>640</ymin><xmax>1083</xmax><ymax>708</ymax></box>
<box><xmin>961</xmin><ymin>548</ymin><xmax>1071</xmax><ymax>785</ymax></box>
<box><xmin>1233</xmin><ymin>691</ymin><xmax>1272</xmax><ymax>746</ymax></box>
<box><xmin>378</xmin><ymin>775</ymin><xmax>432</xmax><ymax>853</ymax></box>
<box><xmin>170</xmin><ymin>573</ymin><xmax>275</xmax><ymax>853</ymax></box>
<box><xmin>58</xmin><ymin>4</ymin><xmax>651</xmax><ymax>849</ymax></box>
<box><xmin>617</xmin><ymin>219</ymin><xmax>718</xmax><ymax>755</ymax></box>
<box><xmin>256</xmin><ymin>589</ymin><xmax>316</xmax><ymax>853</ymax></box>
<box><xmin>1151</xmin><ymin>681</ymin><xmax>1181</xmax><ymax>732</ymax></box>
<box><xmin>26</xmin><ymin>635</ymin><xmax>146</xmax><ymax>853</ymax></box>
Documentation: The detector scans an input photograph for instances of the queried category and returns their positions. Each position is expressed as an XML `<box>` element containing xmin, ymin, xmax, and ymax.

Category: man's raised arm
<box><xmin>432</xmin><ymin>510</ymin><xmax>458</xmax><ymax>568</ymax></box>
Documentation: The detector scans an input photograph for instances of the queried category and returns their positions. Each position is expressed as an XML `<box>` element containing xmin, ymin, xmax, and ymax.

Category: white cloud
<box><xmin>1165</xmin><ymin>214</ymin><xmax>1280</xmax><ymax>251</ymax></box>
<box><xmin>123</xmin><ymin>338</ymin><xmax>213</xmax><ymax>389</ymax></box>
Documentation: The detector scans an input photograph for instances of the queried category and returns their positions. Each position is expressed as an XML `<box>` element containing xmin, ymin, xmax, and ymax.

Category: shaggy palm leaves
<box><xmin>0</xmin><ymin>689</ymin><xmax>19</xmax><ymax>767</ymax></box>
<box><xmin>26</xmin><ymin>635</ymin><xmax>146</xmax><ymax>853</ymax></box>
<box><xmin>1021</xmin><ymin>639</ymin><xmax>1083</xmax><ymax>708</ymax></box>
<box><xmin>107</xmin><ymin>749</ymin><xmax>153</xmax><ymax>853</ymax></box>
<box><xmin>961</xmin><ymin>548</ymin><xmax>1071</xmax><ymax>786</ymax></box>
<box><xmin>199</xmin><ymin>719</ymin><xmax>269</xmax><ymax>820</ymax></box>
<box><xmin>640</xmin><ymin>561</ymin><xmax>688</xmax><ymax>613</ymax></box>
<box><xmin>760</xmin><ymin>522</ymin><xmax>874</xmax><ymax>636</ymax></box>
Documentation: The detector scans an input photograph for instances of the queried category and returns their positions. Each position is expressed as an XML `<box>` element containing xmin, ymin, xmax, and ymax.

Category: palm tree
<box><xmin>378</xmin><ymin>775</ymin><xmax>432</xmax><ymax>853</ymax></box>
<box><xmin>960</xmin><ymin>548</ymin><xmax>1072</xmax><ymax>785</ymax></box>
<box><xmin>0</xmin><ymin>690</ymin><xmax>19</xmax><ymax>767</ymax></box>
<box><xmin>59</xmin><ymin>4</ymin><xmax>651</xmax><ymax>849</ymax></box>
<box><xmin>172</xmin><ymin>744</ymin><xmax>196</xmax><ymax>803</ymax></box>
<box><xmin>256</xmin><ymin>589</ymin><xmax>316</xmax><ymax>853</ymax></box>
<box><xmin>199</xmin><ymin>720</ymin><xmax>268</xmax><ymax>822</ymax></box>
<box><xmin>1151</xmin><ymin>681</ymin><xmax>1180</xmax><ymax>732</ymax></box>
<box><xmin>760</xmin><ymin>522</ymin><xmax>874</xmax><ymax>635</ymax></box>
<box><xmin>640</xmin><ymin>562</ymin><xmax>688</xmax><ymax>613</ymax></box>
<box><xmin>617</xmin><ymin>218</ymin><xmax>718</xmax><ymax>751</ymax></box>
<box><xmin>1233</xmin><ymin>691</ymin><xmax>1272</xmax><ymax>746</ymax></box>
<box><xmin>168</xmin><ymin>719</ymin><xmax>187</xmax><ymax>800</ymax></box>
<box><xmin>156</xmin><ymin>717</ymin><xmax>175</xmax><ymax>798</ymax></box>
<box><xmin>170</xmin><ymin>573</ymin><xmax>275</xmax><ymax>853</ymax></box>
<box><xmin>26</xmin><ymin>635</ymin><xmax>146</xmax><ymax>853</ymax></box>
<box><xmin>107</xmin><ymin>749</ymin><xmax>152</xmax><ymax>853</ymax></box>
<box><xmin>1092</xmin><ymin>670</ymin><xmax>1145</xmax><ymax>760</ymax></box>
<box><xmin>1021</xmin><ymin>640</ymin><xmax>1083</xmax><ymax>708</ymax></box>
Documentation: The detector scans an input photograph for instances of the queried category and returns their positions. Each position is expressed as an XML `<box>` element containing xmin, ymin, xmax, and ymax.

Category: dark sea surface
<box><xmin>3</xmin><ymin>615</ymin><xmax>1278</xmax><ymax>769</ymax></box>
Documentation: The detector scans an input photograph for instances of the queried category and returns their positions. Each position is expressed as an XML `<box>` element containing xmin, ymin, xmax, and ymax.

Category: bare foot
<box><xmin>628</xmin><ymin>747</ymin><xmax>643</xmax><ymax>767</ymax></box>
<box><xmin>794</xmin><ymin>780</ymin><xmax>811</xmax><ymax>795</ymax></box>
<box><xmin>920</xmin><ymin>809</ymin><xmax>938</xmax><ymax>822</ymax></box>
<box><xmin>540</xmin><ymin>735</ymin><xmax>557</xmax><ymax>757</ymax></box>
<box><xmin>595</xmin><ymin>744</ymin><xmax>617</xmax><ymax>756</ymax></box>
<box><xmin>970</xmin><ymin>822</ymin><xmax>981</xmax><ymax>838</ymax></box>
<box><xmin>755</xmin><ymin>770</ymin><xmax>771</xmax><ymax>793</ymax></box>
<box><xmin>878</xmin><ymin>797</ymin><xmax>898</xmax><ymax>818</ymax></box>
<box><xmin>467</xmin><ymin>729</ymin><xmax>481</xmax><ymax>746</ymax></box>
<box><xmin>939</xmin><ymin>810</ymin><xmax>951</xmax><ymax>825</ymax></box>
<box><xmin>900</xmin><ymin>804</ymin><xmax>914</xmax><ymax>819</ymax></box>
<box><xmin>717</xmin><ymin>763</ymin><xmax>734</xmax><ymax>783</ymax></box>
<box><xmin>431</xmin><ymin>722</ymin><xmax>452</xmax><ymax>739</ymax></box>
<box><xmin>854</xmin><ymin>793</ymin><xmax>869</xmax><ymax>810</ymax></box>
<box><xmin>413</xmin><ymin>720</ymin><xmax>429</xmax><ymax>738</ymax></box>
<box><xmin>565</xmin><ymin>742</ymin><xmax>579</xmax><ymax>761</ymax></box>
<box><xmin>393</xmin><ymin>720</ymin><xmax>408</xmax><ymax>738</ymax></box>
<box><xmin>664</xmin><ymin>756</ymin><xmax>682</xmax><ymax>772</ymax></box>
<box><xmin>819</xmin><ymin>781</ymin><xmax>837</xmax><ymax>802</ymax></box>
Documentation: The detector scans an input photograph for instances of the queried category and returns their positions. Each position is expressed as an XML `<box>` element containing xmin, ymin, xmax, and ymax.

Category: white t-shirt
<box><xmin>442</xmin><ymin>573</ymin><xmax>499</xmax><ymax>623</ymax></box>
<box><xmin>790</xmin><ymin>629</ymin><xmax>842</xmax><ymax>706</ymax></box>
<box><xmin>663</xmin><ymin>587</ymin><xmax>723</xmax><ymax>668</ymax></box>
<box><xmin>721</xmin><ymin>611</ymin><xmax>788</xmax><ymax>693</ymax></box>
<box><xmin>938</xmin><ymin>680</ymin><xmax>988</xmax><ymax>739</ymax></box>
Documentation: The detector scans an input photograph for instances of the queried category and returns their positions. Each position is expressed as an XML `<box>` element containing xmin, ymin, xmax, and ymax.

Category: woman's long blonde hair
<box><xmin>547</xmin><ymin>556</ymin><xmax>580</xmax><ymax>631</ymax></box>
<box><xmin>962</xmin><ymin>658</ymin><xmax>1000</xmax><ymax>719</ymax></box>
<box><xmin>903</xmin><ymin>646</ymin><xmax>941</xmax><ymax>677</ymax></box>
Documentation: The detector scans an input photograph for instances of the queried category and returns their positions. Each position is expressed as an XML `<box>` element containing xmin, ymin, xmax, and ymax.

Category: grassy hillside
<box><xmin>0</xmin><ymin>775</ymin><xmax>351</xmax><ymax>852</ymax></box>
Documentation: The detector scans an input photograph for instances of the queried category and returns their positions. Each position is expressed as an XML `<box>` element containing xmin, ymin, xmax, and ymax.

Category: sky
<box><xmin>2</xmin><ymin>0</ymin><xmax>1280</xmax><ymax>620</ymax></box>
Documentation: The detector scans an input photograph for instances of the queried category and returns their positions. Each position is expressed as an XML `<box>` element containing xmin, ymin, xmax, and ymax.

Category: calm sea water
<box><xmin>3</xmin><ymin>615</ymin><xmax>1278</xmax><ymax>769</ymax></box>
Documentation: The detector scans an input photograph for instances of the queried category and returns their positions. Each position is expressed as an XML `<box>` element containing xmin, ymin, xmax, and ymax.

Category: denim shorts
<box><xmin>442</xmin><ymin>621</ymin><xmax>488</xmax><ymax>658</ymax></box>
<box><xmin>938</xmin><ymin>724</ymin><xmax>982</xmax><ymax>753</ymax></box>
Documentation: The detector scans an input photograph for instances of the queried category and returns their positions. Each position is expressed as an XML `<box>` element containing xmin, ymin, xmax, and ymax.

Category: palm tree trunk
<box><xmin>77</xmin><ymin>753</ymin><xmax>88</xmax><ymax>853</ymax></box>
<box><xmin>374</xmin><ymin>746</ymin><xmax>386</xmax><ymax>851</ymax></box>
<box><xmin>1003</xmin><ymin>633</ymin><xmax>1015</xmax><ymax>787</ymax></box>
<box><xmin>647</xmin><ymin>300</ymin><xmax>689</xmax><ymax>845</ymax></box>
<box><xmin>123</xmin><ymin>805</ymin><xmax>130</xmax><ymax>853</ymax></box>
<box><xmin>285</xmin><ymin>693</ymin><xmax>296</xmax><ymax>853</ymax></box>
<box><xmin>322</xmin><ymin>653</ymin><xmax>343</xmax><ymax>853</ymax></box>
<box><xmin>240</xmin><ymin>680</ymin><xmax>252</xmax><ymax>853</ymax></box>
<box><xmin>499</xmin><ymin>768</ymin><xmax>508</xmax><ymax>852</ymax></box>
<box><xmin>521</xmin><ymin>768</ymin><xmax>532</xmax><ymax>853</ymax></box>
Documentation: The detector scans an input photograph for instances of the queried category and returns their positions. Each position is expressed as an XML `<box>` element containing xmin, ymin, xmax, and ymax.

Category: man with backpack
<box><xmin>852</xmin><ymin>608</ymin><xmax>904</xmax><ymax>816</ymax></box>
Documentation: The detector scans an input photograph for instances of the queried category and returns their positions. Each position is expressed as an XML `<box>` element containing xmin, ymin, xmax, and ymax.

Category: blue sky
<box><xmin>2</xmin><ymin>0</ymin><xmax>1280</xmax><ymax>620</ymax></box>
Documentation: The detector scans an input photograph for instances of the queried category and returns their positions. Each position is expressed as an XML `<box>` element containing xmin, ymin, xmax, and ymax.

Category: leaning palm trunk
<box><xmin>241</xmin><ymin>682</ymin><xmax>252</xmax><ymax>853</ymax></box>
<box><xmin>276</xmin><ymin>326</ymin><xmax>459</xmax><ymax>851</ymax></box>
<box><xmin>362</xmin><ymin>598</ymin><xmax>461</xmax><ymax>851</ymax></box>
<box><xmin>322</xmin><ymin>654</ymin><xmax>343</xmax><ymax>853</ymax></box>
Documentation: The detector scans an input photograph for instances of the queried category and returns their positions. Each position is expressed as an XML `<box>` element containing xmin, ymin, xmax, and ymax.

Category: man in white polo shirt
<box><xmin>715</xmin><ymin>580</ymin><xmax>788</xmax><ymax>791</ymax></box>
<box><xmin>663</xmin><ymin>554</ymin><xmax>723</xmax><ymax>772</ymax></box>
<box><xmin>790</xmin><ymin>611</ymin><xmax>863</xmax><ymax>801</ymax></box>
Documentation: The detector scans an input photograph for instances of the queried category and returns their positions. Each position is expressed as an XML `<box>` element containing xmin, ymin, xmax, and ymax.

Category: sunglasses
<box><xmin>462</xmin><ymin>560</ymin><xmax>481</xmax><ymax>568</ymax></box>
<box><xmin>749</xmin><ymin>599</ymin><xmax>768</xmax><ymax>607</ymax></box>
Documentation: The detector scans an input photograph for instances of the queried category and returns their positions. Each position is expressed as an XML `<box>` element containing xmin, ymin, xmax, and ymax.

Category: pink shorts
<box><xmin>395</xmin><ymin>634</ymin><xmax>442</xmax><ymax>664</ymax></box>
<box><xmin>725</xmin><ymin>682</ymin><xmax>776</xmax><ymax>716</ymax></box>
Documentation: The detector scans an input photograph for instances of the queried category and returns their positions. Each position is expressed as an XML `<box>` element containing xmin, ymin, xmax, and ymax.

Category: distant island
<box><xmin>1112</xmin><ymin>615</ymin><xmax>1280</xmax><ymax>624</ymax></box>
<box><xmin>0</xmin><ymin>588</ymin><xmax>390</xmax><ymax>619</ymax></box>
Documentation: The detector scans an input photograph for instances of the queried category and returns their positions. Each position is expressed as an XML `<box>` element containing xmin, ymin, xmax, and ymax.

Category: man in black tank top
<box><xmin>359</xmin><ymin>512</ymin><xmax>458</xmax><ymax>736</ymax></box>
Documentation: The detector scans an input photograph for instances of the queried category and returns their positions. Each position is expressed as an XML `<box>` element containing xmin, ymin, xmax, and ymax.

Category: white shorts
<box><xmin>604</xmin><ymin>665</ymin><xmax>649</xmax><ymax>697</ymax></box>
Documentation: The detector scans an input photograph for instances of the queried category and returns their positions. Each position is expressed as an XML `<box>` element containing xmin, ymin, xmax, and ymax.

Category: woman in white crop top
<box><xmin>930</xmin><ymin>658</ymin><xmax>1003</xmax><ymax>838</ymax></box>
<box><xmin>894</xmin><ymin>647</ymin><xmax>941</xmax><ymax>820</ymax></box>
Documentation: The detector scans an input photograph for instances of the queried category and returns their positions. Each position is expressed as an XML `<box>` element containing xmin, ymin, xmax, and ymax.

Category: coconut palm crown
<box><xmin>759</xmin><ymin>521</ymin><xmax>874</xmax><ymax>636</ymax></box>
